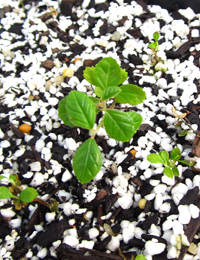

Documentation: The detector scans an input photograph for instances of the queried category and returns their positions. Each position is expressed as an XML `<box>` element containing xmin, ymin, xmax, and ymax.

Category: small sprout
<box><xmin>148</xmin><ymin>32</ymin><xmax>160</xmax><ymax>51</ymax></box>
<box><xmin>147</xmin><ymin>147</ymin><xmax>195</xmax><ymax>178</ymax></box>
<box><xmin>19</xmin><ymin>123</ymin><xmax>32</xmax><ymax>133</ymax></box>
<box><xmin>138</xmin><ymin>198</ymin><xmax>146</xmax><ymax>209</ymax></box>
<box><xmin>58</xmin><ymin>57</ymin><xmax>146</xmax><ymax>183</ymax></box>
<box><xmin>0</xmin><ymin>173</ymin><xmax>57</xmax><ymax>212</ymax></box>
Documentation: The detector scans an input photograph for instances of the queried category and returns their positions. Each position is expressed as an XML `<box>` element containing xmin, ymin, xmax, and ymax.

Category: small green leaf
<box><xmin>135</xmin><ymin>254</ymin><xmax>147</xmax><ymax>260</ymax></box>
<box><xmin>178</xmin><ymin>130</ymin><xmax>190</xmax><ymax>137</ymax></box>
<box><xmin>159</xmin><ymin>150</ymin><xmax>169</xmax><ymax>164</ymax></box>
<box><xmin>170</xmin><ymin>147</ymin><xmax>181</xmax><ymax>161</ymax></box>
<box><xmin>73</xmin><ymin>138</ymin><xmax>102</xmax><ymax>184</ymax></box>
<box><xmin>95</xmin><ymin>57</ymin><xmax>122</xmax><ymax>90</ymax></box>
<box><xmin>179</xmin><ymin>160</ymin><xmax>196</xmax><ymax>167</ymax></box>
<box><xmin>102</xmin><ymin>87</ymin><xmax>121</xmax><ymax>101</ymax></box>
<box><xmin>147</xmin><ymin>153</ymin><xmax>164</xmax><ymax>164</ymax></box>
<box><xmin>83</xmin><ymin>66</ymin><xmax>98</xmax><ymax>86</ymax></box>
<box><xmin>172</xmin><ymin>166</ymin><xmax>179</xmax><ymax>177</ymax></box>
<box><xmin>94</xmin><ymin>87</ymin><xmax>103</xmax><ymax>97</ymax></box>
<box><xmin>104</xmin><ymin>110</ymin><xmax>136</xmax><ymax>142</ymax></box>
<box><xmin>153</xmin><ymin>31</ymin><xmax>160</xmax><ymax>42</ymax></box>
<box><xmin>148</xmin><ymin>42</ymin><xmax>158</xmax><ymax>50</ymax></box>
<box><xmin>66</xmin><ymin>91</ymin><xmax>96</xmax><ymax>130</ymax></box>
<box><xmin>19</xmin><ymin>187</ymin><xmax>38</xmax><ymax>203</ymax></box>
<box><xmin>58</xmin><ymin>96</ymin><xmax>77</xmax><ymax>127</ymax></box>
<box><xmin>0</xmin><ymin>176</ymin><xmax>6</xmax><ymax>181</ymax></box>
<box><xmin>163</xmin><ymin>167</ymin><xmax>174</xmax><ymax>178</ymax></box>
<box><xmin>127</xmin><ymin>111</ymin><xmax>143</xmax><ymax>135</ymax></box>
<box><xmin>0</xmin><ymin>186</ymin><xmax>15</xmax><ymax>200</ymax></box>
<box><xmin>119</xmin><ymin>68</ymin><xmax>128</xmax><ymax>85</ymax></box>
<box><xmin>89</xmin><ymin>97</ymin><xmax>100</xmax><ymax>106</ymax></box>
<box><xmin>115</xmin><ymin>84</ymin><xmax>146</xmax><ymax>105</ymax></box>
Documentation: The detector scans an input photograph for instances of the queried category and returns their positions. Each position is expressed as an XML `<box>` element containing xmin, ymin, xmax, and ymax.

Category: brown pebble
<box><xmin>41</xmin><ymin>60</ymin><xmax>54</xmax><ymax>69</ymax></box>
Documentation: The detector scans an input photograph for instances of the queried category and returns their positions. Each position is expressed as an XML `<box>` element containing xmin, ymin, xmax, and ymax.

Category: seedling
<box><xmin>0</xmin><ymin>174</ymin><xmax>38</xmax><ymax>210</ymax></box>
<box><xmin>172</xmin><ymin>106</ymin><xmax>200</xmax><ymax>138</ymax></box>
<box><xmin>0</xmin><ymin>174</ymin><xmax>58</xmax><ymax>211</ymax></box>
<box><xmin>147</xmin><ymin>147</ymin><xmax>195</xmax><ymax>178</ymax></box>
<box><xmin>58</xmin><ymin>57</ymin><xmax>146</xmax><ymax>184</ymax></box>
<box><xmin>148</xmin><ymin>31</ymin><xmax>159</xmax><ymax>52</ymax></box>
<box><xmin>148</xmin><ymin>32</ymin><xmax>168</xmax><ymax>72</ymax></box>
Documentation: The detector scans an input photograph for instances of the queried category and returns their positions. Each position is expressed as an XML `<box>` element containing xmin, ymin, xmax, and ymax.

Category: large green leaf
<box><xmin>73</xmin><ymin>138</ymin><xmax>102</xmax><ymax>184</ymax></box>
<box><xmin>102</xmin><ymin>87</ymin><xmax>121</xmax><ymax>101</ymax></box>
<box><xmin>19</xmin><ymin>187</ymin><xmax>38</xmax><ymax>203</ymax></box>
<box><xmin>0</xmin><ymin>186</ymin><xmax>15</xmax><ymax>199</ymax></box>
<box><xmin>104</xmin><ymin>110</ymin><xmax>136</xmax><ymax>142</ymax></box>
<box><xmin>115</xmin><ymin>84</ymin><xmax>146</xmax><ymax>105</ymax></box>
<box><xmin>127</xmin><ymin>111</ymin><xmax>143</xmax><ymax>134</ymax></box>
<box><xmin>95</xmin><ymin>57</ymin><xmax>122</xmax><ymax>90</ymax></box>
<box><xmin>58</xmin><ymin>96</ymin><xmax>76</xmax><ymax>127</ymax></box>
<box><xmin>66</xmin><ymin>91</ymin><xmax>96</xmax><ymax>129</ymax></box>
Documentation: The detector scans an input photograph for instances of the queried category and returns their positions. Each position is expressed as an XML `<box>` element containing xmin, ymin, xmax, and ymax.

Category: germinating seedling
<box><xmin>0</xmin><ymin>174</ymin><xmax>58</xmax><ymax>211</ymax></box>
<box><xmin>148</xmin><ymin>31</ymin><xmax>159</xmax><ymax>52</ymax></box>
<box><xmin>0</xmin><ymin>174</ymin><xmax>38</xmax><ymax>210</ymax></box>
<box><xmin>147</xmin><ymin>147</ymin><xmax>195</xmax><ymax>178</ymax></box>
<box><xmin>58</xmin><ymin>57</ymin><xmax>146</xmax><ymax>184</ymax></box>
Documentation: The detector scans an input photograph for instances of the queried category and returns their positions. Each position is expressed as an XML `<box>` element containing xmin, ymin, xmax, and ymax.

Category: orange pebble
<box><xmin>19</xmin><ymin>124</ymin><xmax>32</xmax><ymax>133</ymax></box>
<box><xmin>130</xmin><ymin>149</ymin><xmax>137</xmax><ymax>159</ymax></box>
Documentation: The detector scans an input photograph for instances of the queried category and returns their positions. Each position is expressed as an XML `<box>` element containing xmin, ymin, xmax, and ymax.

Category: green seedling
<box><xmin>148</xmin><ymin>31</ymin><xmax>159</xmax><ymax>52</ymax></box>
<box><xmin>0</xmin><ymin>174</ymin><xmax>38</xmax><ymax>210</ymax></box>
<box><xmin>0</xmin><ymin>174</ymin><xmax>58</xmax><ymax>211</ymax></box>
<box><xmin>58</xmin><ymin>57</ymin><xmax>146</xmax><ymax>184</ymax></box>
<box><xmin>148</xmin><ymin>32</ymin><xmax>168</xmax><ymax>72</ymax></box>
<box><xmin>147</xmin><ymin>147</ymin><xmax>195</xmax><ymax>178</ymax></box>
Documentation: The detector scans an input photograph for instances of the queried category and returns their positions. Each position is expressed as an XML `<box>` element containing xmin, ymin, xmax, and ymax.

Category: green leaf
<box><xmin>95</xmin><ymin>57</ymin><xmax>122</xmax><ymax>90</ymax></box>
<box><xmin>73</xmin><ymin>138</ymin><xmax>102</xmax><ymax>184</ymax></box>
<box><xmin>0</xmin><ymin>186</ymin><xmax>15</xmax><ymax>199</ymax></box>
<box><xmin>172</xmin><ymin>166</ymin><xmax>179</xmax><ymax>177</ymax></box>
<box><xmin>102</xmin><ymin>87</ymin><xmax>121</xmax><ymax>101</ymax></box>
<box><xmin>83</xmin><ymin>66</ymin><xmax>98</xmax><ymax>86</ymax></box>
<box><xmin>135</xmin><ymin>254</ymin><xmax>147</xmax><ymax>260</ymax></box>
<box><xmin>127</xmin><ymin>111</ymin><xmax>143</xmax><ymax>134</ymax></box>
<box><xmin>163</xmin><ymin>167</ymin><xmax>174</xmax><ymax>178</ymax></box>
<box><xmin>89</xmin><ymin>97</ymin><xmax>100</xmax><ymax>106</ymax></box>
<box><xmin>66</xmin><ymin>91</ymin><xmax>96</xmax><ymax>130</ymax></box>
<box><xmin>170</xmin><ymin>147</ymin><xmax>181</xmax><ymax>161</ymax></box>
<box><xmin>153</xmin><ymin>31</ymin><xmax>160</xmax><ymax>42</ymax></box>
<box><xmin>178</xmin><ymin>130</ymin><xmax>190</xmax><ymax>137</ymax></box>
<box><xmin>119</xmin><ymin>68</ymin><xmax>128</xmax><ymax>85</ymax></box>
<box><xmin>179</xmin><ymin>160</ymin><xmax>196</xmax><ymax>167</ymax></box>
<box><xmin>58</xmin><ymin>96</ymin><xmax>77</xmax><ymax>127</ymax></box>
<box><xmin>0</xmin><ymin>176</ymin><xmax>6</xmax><ymax>181</ymax></box>
<box><xmin>147</xmin><ymin>154</ymin><xmax>164</xmax><ymax>164</ymax></box>
<box><xmin>148</xmin><ymin>42</ymin><xmax>158</xmax><ymax>50</ymax></box>
<box><xmin>94</xmin><ymin>87</ymin><xmax>103</xmax><ymax>97</ymax></box>
<box><xmin>115</xmin><ymin>84</ymin><xmax>146</xmax><ymax>105</ymax></box>
<box><xmin>104</xmin><ymin>110</ymin><xmax>136</xmax><ymax>142</ymax></box>
<box><xmin>159</xmin><ymin>150</ymin><xmax>169</xmax><ymax>164</ymax></box>
<box><xmin>19</xmin><ymin>187</ymin><xmax>38</xmax><ymax>203</ymax></box>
